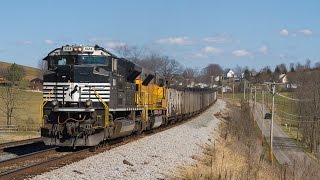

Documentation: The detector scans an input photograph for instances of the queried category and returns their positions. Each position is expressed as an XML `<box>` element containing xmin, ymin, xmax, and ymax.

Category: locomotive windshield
<box><xmin>47</xmin><ymin>55</ymin><xmax>111</xmax><ymax>70</ymax></box>
<box><xmin>79</xmin><ymin>55</ymin><xmax>111</xmax><ymax>65</ymax></box>
<box><xmin>47</xmin><ymin>55</ymin><xmax>78</xmax><ymax>69</ymax></box>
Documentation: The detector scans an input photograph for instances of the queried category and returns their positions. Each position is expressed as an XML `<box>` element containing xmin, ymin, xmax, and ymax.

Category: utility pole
<box><xmin>232</xmin><ymin>75</ymin><xmax>235</xmax><ymax>99</ymax></box>
<box><xmin>243</xmin><ymin>80</ymin><xmax>246</xmax><ymax>101</ymax></box>
<box><xmin>250</xmin><ymin>85</ymin><xmax>253</xmax><ymax>105</ymax></box>
<box><xmin>262</xmin><ymin>89</ymin><xmax>264</xmax><ymax>118</ymax></box>
<box><xmin>270</xmin><ymin>83</ymin><xmax>276</xmax><ymax>164</ymax></box>
<box><xmin>221</xmin><ymin>75</ymin><xmax>224</xmax><ymax>99</ymax></box>
<box><xmin>262</xmin><ymin>88</ymin><xmax>265</xmax><ymax>145</ymax></box>
<box><xmin>254</xmin><ymin>86</ymin><xmax>257</xmax><ymax>107</ymax></box>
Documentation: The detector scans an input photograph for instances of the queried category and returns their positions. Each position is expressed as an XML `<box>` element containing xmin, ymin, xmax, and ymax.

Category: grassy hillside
<box><xmin>0</xmin><ymin>61</ymin><xmax>42</xmax><ymax>131</ymax></box>
<box><xmin>0</xmin><ymin>61</ymin><xmax>41</xmax><ymax>80</ymax></box>
<box><xmin>0</xmin><ymin>87</ymin><xmax>42</xmax><ymax>131</ymax></box>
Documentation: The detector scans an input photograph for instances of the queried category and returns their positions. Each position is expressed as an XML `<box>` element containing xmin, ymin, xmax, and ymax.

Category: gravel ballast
<box><xmin>32</xmin><ymin>99</ymin><xmax>225</xmax><ymax>180</ymax></box>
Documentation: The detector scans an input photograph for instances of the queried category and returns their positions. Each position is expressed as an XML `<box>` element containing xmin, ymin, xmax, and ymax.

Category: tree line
<box><xmin>114</xmin><ymin>45</ymin><xmax>225</xmax><ymax>86</ymax></box>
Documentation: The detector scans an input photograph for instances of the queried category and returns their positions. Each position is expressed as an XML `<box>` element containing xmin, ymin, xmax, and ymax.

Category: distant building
<box><xmin>214</xmin><ymin>76</ymin><xmax>221</xmax><ymax>82</ymax></box>
<box><xmin>222</xmin><ymin>86</ymin><xmax>232</xmax><ymax>92</ymax></box>
<box><xmin>223</xmin><ymin>69</ymin><xmax>236</xmax><ymax>79</ymax></box>
<box><xmin>30</xmin><ymin>78</ymin><xmax>43</xmax><ymax>90</ymax></box>
<box><xmin>279</xmin><ymin>74</ymin><xmax>288</xmax><ymax>84</ymax></box>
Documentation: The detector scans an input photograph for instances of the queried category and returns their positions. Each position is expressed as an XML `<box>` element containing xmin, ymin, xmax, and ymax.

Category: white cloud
<box><xmin>193</xmin><ymin>53</ymin><xmax>207</xmax><ymax>58</ymax></box>
<box><xmin>299</xmin><ymin>29</ymin><xmax>313</xmax><ymax>35</ymax></box>
<box><xmin>0</xmin><ymin>48</ymin><xmax>5</xmax><ymax>52</ymax></box>
<box><xmin>280</xmin><ymin>29</ymin><xmax>289</xmax><ymax>36</ymax></box>
<box><xmin>193</xmin><ymin>46</ymin><xmax>224</xmax><ymax>58</ymax></box>
<box><xmin>88</xmin><ymin>38</ymin><xmax>127</xmax><ymax>49</ymax></box>
<box><xmin>157</xmin><ymin>37</ymin><xmax>191</xmax><ymax>45</ymax></box>
<box><xmin>258</xmin><ymin>45</ymin><xmax>268</xmax><ymax>54</ymax></box>
<box><xmin>203</xmin><ymin>37</ymin><xmax>232</xmax><ymax>43</ymax></box>
<box><xmin>104</xmin><ymin>41</ymin><xmax>127</xmax><ymax>49</ymax></box>
<box><xmin>203</xmin><ymin>46</ymin><xmax>224</xmax><ymax>55</ymax></box>
<box><xmin>232</xmin><ymin>49</ymin><xmax>251</xmax><ymax>57</ymax></box>
<box><xmin>22</xmin><ymin>41</ymin><xmax>32</xmax><ymax>45</ymax></box>
<box><xmin>44</xmin><ymin>39</ymin><xmax>54</xmax><ymax>45</ymax></box>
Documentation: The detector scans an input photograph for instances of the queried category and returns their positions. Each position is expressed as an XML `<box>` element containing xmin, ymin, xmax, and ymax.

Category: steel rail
<box><xmin>0</xmin><ymin>138</ymin><xmax>42</xmax><ymax>151</ymax></box>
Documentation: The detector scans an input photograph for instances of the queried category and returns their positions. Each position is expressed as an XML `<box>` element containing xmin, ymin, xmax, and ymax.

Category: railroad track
<box><xmin>0</xmin><ymin>147</ymin><xmax>58</xmax><ymax>175</ymax></box>
<box><xmin>0</xmin><ymin>138</ymin><xmax>42</xmax><ymax>152</ymax></box>
<box><xmin>0</xmin><ymin>146</ymin><xmax>89</xmax><ymax>180</ymax></box>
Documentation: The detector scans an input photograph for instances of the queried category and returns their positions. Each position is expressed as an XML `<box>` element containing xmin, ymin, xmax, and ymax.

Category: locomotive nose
<box><xmin>55</xmin><ymin>65</ymin><xmax>73</xmax><ymax>82</ymax></box>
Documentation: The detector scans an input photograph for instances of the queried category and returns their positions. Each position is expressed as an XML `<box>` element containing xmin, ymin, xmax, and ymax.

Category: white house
<box><xmin>279</xmin><ymin>74</ymin><xmax>288</xmax><ymax>83</ymax></box>
<box><xmin>214</xmin><ymin>76</ymin><xmax>221</xmax><ymax>82</ymax></box>
<box><xmin>223</xmin><ymin>69</ymin><xmax>236</xmax><ymax>79</ymax></box>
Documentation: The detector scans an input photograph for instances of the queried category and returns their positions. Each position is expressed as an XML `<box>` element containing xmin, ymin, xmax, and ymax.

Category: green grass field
<box><xmin>0</xmin><ymin>87</ymin><xmax>42</xmax><ymax>131</ymax></box>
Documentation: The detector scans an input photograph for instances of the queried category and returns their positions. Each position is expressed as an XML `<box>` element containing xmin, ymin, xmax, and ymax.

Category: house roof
<box><xmin>223</xmin><ymin>68</ymin><xmax>232</xmax><ymax>74</ymax></box>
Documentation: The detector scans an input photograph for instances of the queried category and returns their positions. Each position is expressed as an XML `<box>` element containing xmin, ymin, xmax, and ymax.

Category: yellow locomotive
<box><xmin>135</xmin><ymin>71</ymin><xmax>167</xmax><ymax>130</ymax></box>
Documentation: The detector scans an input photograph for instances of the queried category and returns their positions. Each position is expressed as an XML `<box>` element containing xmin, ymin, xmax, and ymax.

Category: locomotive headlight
<box><xmin>52</xmin><ymin>100</ymin><xmax>59</xmax><ymax>107</ymax></box>
<box><xmin>85</xmin><ymin>100</ymin><xmax>92</xmax><ymax>107</ymax></box>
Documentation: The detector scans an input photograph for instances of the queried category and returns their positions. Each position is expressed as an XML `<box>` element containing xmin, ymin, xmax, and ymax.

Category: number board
<box><xmin>62</xmin><ymin>46</ymin><xmax>73</xmax><ymax>52</ymax></box>
<box><xmin>83</xmin><ymin>46</ymin><xmax>95</xmax><ymax>52</ymax></box>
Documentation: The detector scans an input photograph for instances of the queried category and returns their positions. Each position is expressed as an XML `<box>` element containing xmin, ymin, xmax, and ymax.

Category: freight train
<box><xmin>40</xmin><ymin>45</ymin><xmax>217</xmax><ymax>147</ymax></box>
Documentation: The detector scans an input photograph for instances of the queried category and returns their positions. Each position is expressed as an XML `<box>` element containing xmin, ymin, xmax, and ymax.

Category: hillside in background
<box><xmin>0</xmin><ymin>61</ymin><xmax>41</xmax><ymax>80</ymax></box>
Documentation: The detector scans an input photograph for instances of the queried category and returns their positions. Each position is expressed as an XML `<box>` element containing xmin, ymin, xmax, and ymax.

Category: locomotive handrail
<box><xmin>40</xmin><ymin>89</ymin><xmax>54</xmax><ymax>126</ymax></box>
<box><xmin>43</xmin><ymin>89</ymin><xmax>54</xmax><ymax>104</ymax></box>
<box><xmin>93</xmin><ymin>88</ymin><xmax>110</xmax><ymax>128</ymax></box>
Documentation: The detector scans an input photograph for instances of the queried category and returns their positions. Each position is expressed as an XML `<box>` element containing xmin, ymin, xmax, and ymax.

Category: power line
<box><xmin>275</xmin><ymin>93</ymin><xmax>301</xmax><ymax>101</ymax></box>
<box><xmin>276</xmin><ymin>108</ymin><xmax>316</xmax><ymax>118</ymax></box>
<box><xmin>275</xmin><ymin>92</ymin><xmax>313</xmax><ymax>102</ymax></box>
<box><xmin>277</xmin><ymin>115</ymin><xmax>320</xmax><ymax>123</ymax></box>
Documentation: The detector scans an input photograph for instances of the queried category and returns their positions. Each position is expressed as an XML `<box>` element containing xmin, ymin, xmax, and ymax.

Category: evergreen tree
<box><xmin>5</xmin><ymin>63</ymin><xmax>25</xmax><ymax>84</ymax></box>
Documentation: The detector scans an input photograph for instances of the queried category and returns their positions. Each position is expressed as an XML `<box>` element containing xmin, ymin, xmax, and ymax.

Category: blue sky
<box><xmin>0</xmin><ymin>0</ymin><xmax>319</xmax><ymax>70</ymax></box>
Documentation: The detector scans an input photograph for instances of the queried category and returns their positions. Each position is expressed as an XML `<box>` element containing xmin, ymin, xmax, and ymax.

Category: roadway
<box><xmin>252</xmin><ymin>102</ymin><xmax>318</xmax><ymax>167</ymax></box>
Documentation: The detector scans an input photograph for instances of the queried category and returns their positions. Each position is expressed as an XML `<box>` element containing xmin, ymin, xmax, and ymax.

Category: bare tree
<box><xmin>234</xmin><ymin>65</ymin><xmax>244</xmax><ymax>78</ymax></box>
<box><xmin>157</xmin><ymin>56</ymin><xmax>183</xmax><ymax>83</ymax></box>
<box><xmin>113</xmin><ymin>45</ymin><xmax>146</xmax><ymax>62</ymax></box>
<box><xmin>0</xmin><ymin>86</ymin><xmax>20</xmax><ymax>127</ymax></box>
<box><xmin>202</xmin><ymin>64</ymin><xmax>223</xmax><ymax>84</ymax></box>
<box><xmin>182</xmin><ymin>68</ymin><xmax>196</xmax><ymax>80</ymax></box>
<box><xmin>289</xmin><ymin>63</ymin><xmax>295</xmax><ymax>72</ymax></box>
<box><xmin>136</xmin><ymin>52</ymin><xmax>163</xmax><ymax>72</ymax></box>
<box><xmin>314</xmin><ymin>62</ymin><xmax>320</xmax><ymax>69</ymax></box>
<box><xmin>37</xmin><ymin>59</ymin><xmax>47</xmax><ymax>78</ymax></box>
<box><xmin>295</xmin><ymin>70</ymin><xmax>320</xmax><ymax>154</ymax></box>
<box><xmin>0</xmin><ymin>64</ymin><xmax>25</xmax><ymax>127</ymax></box>
<box><xmin>295</xmin><ymin>62</ymin><xmax>305</xmax><ymax>72</ymax></box>
<box><xmin>277</xmin><ymin>63</ymin><xmax>288</xmax><ymax>74</ymax></box>
<box><xmin>305</xmin><ymin>59</ymin><xmax>311</xmax><ymax>70</ymax></box>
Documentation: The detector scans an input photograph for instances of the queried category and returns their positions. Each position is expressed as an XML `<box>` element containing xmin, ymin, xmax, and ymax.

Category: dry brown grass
<box><xmin>0</xmin><ymin>87</ymin><xmax>42</xmax><ymax>130</ymax></box>
<box><xmin>0</xmin><ymin>131</ymin><xmax>40</xmax><ymax>143</ymax></box>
